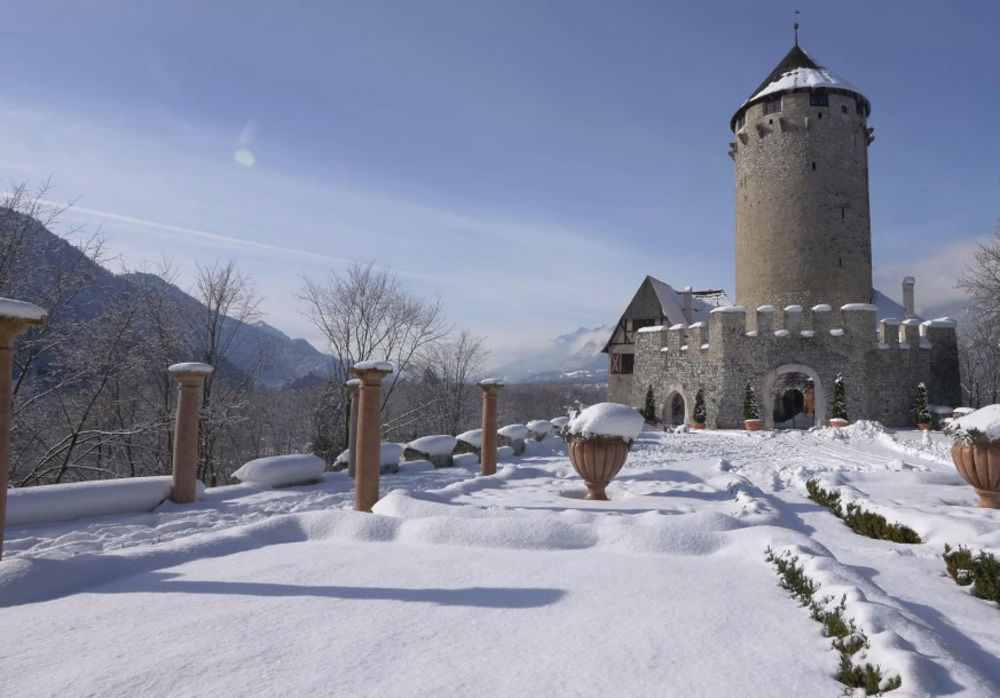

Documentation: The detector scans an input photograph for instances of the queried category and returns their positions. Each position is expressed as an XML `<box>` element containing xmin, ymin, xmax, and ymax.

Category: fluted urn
<box><xmin>952</xmin><ymin>442</ymin><xmax>1000</xmax><ymax>508</ymax></box>
<box><xmin>568</xmin><ymin>436</ymin><xmax>629</xmax><ymax>500</ymax></box>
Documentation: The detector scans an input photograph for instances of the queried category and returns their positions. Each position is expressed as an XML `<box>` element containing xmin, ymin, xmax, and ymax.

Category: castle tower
<box><xmin>730</xmin><ymin>44</ymin><xmax>873</xmax><ymax>315</ymax></box>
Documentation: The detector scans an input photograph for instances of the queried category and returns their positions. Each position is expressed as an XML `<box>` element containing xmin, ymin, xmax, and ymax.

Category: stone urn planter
<box><xmin>829</xmin><ymin>418</ymin><xmax>849</xmax><ymax>428</ymax></box>
<box><xmin>692</xmin><ymin>423</ymin><xmax>706</xmax><ymax>430</ymax></box>
<box><xmin>917</xmin><ymin>423</ymin><xmax>932</xmax><ymax>431</ymax></box>
<box><xmin>744</xmin><ymin>419</ymin><xmax>763</xmax><ymax>431</ymax></box>
<box><xmin>565</xmin><ymin>402</ymin><xmax>643</xmax><ymax>501</ymax></box>
<box><xmin>951</xmin><ymin>441</ymin><xmax>1000</xmax><ymax>508</ymax></box>
<box><xmin>568</xmin><ymin>436</ymin><xmax>629</xmax><ymax>500</ymax></box>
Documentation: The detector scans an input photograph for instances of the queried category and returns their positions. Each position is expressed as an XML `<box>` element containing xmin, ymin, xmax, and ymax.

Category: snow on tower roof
<box><xmin>731</xmin><ymin>45</ymin><xmax>870</xmax><ymax>130</ymax></box>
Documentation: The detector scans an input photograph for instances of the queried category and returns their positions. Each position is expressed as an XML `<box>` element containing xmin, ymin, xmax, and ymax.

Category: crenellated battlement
<box><xmin>631</xmin><ymin>302</ymin><xmax>959</xmax><ymax>430</ymax></box>
<box><xmin>638</xmin><ymin>303</ymin><xmax>957</xmax><ymax>357</ymax></box>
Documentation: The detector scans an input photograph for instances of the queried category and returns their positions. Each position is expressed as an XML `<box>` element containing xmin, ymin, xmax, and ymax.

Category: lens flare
<box><xmin>233</xmin><ymin>148</ymin><xmax>256</xmax><ymax>167</ymax></box>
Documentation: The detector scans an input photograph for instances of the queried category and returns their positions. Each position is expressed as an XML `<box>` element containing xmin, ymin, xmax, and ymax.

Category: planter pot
<box><xmin>951</xmin><ymin>441</ymin><xmax>1000</xmax><ymax>508</ymax></box>
<box><xmin>917</xmin><ymin>423</ymin><xmax>932</xmax><ymax>431</ymax></box>
<box><xmin>744</xmin><ymin>419</ymin><xmax>763</xmax><ymax>431</ymax></box>
<box><xmin>567</xmin><ymin>436</ymin><xmax>629</xmax><ymax>500</ymax></box>
<box><xmin>692</xmin><ymin>423</ymin><xmax>706</xmax><ymax>430</ymax></box>
<box><xmin>829</xmin><ymin>418</ymin><xmax>849</xmax><ymax>428</ymax></box>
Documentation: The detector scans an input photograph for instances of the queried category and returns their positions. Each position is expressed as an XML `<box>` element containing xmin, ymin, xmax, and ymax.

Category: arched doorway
<box><xmin>662</xmin><ymin>389</ymin><xmax>686</xmax><ymax>426</ymax></box>
<box><xmin>762</xmin><ymin>364</ymin><xmax>826</xmax><ymax>429</ymax></box>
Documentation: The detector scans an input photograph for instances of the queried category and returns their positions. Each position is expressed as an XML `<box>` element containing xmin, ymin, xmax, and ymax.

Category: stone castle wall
<box><xmin>733</xmin><ymin>90</ymin><xmax>873</xmax><ymax>315</ymax></box>
<box><xmin>629</xmin><ymin>304</ymin><xmax>959</xmax><ymax>429</ymax></box>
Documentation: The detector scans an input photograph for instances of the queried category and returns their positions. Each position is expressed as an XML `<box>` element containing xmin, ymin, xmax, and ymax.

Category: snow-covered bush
<box><xmin>913</xmin><ymin>383</ymin><xmax>931</xmax><ymax>426</ymax></box>
<box><xmin>454</xmin><ymin>429</ymin><xmax>482</xmax><ymax>457</ymax></box>
<box><xmin>642</xmin><ymin>386</ymin><xmax>656</xmax><ymax>422</ymax></box>
<box><xmin>565</xmin><ymin>403</ymin><xmax>643</xmax><ymax>445</ymax></box>
<box><xmin>693</xmin><ymin>389</ymin><xmax>707</xmax><ymax>425</ymax></box>
<box><xmin>742</xmin><ymin>381</ymin><xmax>760</xmax><ymax>421</ymax></box>
<box><xmin>233</xmin><ymin>454</ymin><xmax>325</xmax><ymax>488</ymax></box>
<box><xmin>498</xmin><ymin>424</ymin><xmax>529</xmax><ymax>454</ymax></box>
<box><xmin>526</xmin><ymin>420</ymin><xmax>552</xmax><ymax>441</ymax></box>
<box><xmin>404</xmin><ymin>435</ymin><xmax>457</xmax><ymax>468</ymax></box>
<box><xmin>549</xmin><ymin>416</ymin><xmax>570</xmax><ymax>436</ymax></box>
<box><xmin>380</xmin><ymin>443</ymin><xmax>404</xmax><ymax>474</ymax></box>
<box><xmin>831</xmin><ymin>374</ymin><xmax>848</xmax><ymax>421</ymax></box>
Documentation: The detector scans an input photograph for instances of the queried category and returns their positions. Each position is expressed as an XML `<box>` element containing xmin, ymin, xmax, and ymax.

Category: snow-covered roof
<box><xmin>731</xmin><ymin>45</ymin><xmax>869</xmax><ymax>130</ymax></box>
<box><xmin>602</xmin><ymin>276</ymin><xmax>731</xmax><ymax>353</ymax></box>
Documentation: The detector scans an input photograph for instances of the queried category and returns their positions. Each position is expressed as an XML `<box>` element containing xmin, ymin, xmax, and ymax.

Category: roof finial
<box><xmin>794</xmin><ymin>9</ymin><xmax>800</xmax><ymax>46</ymax></box>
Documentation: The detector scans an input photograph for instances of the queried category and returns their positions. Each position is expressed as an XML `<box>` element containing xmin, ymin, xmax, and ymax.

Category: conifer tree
<box><xmin>743</xmin><ymin>381</ymin><xmax>760</xmax><ymax>421</ymax></box>
<box><xmin>914</xmin><ymin>383</ymin><xmax>930</xmax><ymax>425</ymax></box>
<box><xmin>642</xmin><ymin>385</ymin><xmax>657</xmax><ymax>422</ymax></box>
<box><xmin>693</xmin><ymin>388</ymin><xmax>707</xmax><ymax>425</ymax></box>
<box><xmin>831</xmin><ymin>373</ymin><xmax>848</xmax><ymax>420</ymax></box>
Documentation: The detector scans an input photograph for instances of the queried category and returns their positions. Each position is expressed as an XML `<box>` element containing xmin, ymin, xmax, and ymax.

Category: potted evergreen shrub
<box><xmin>829</xmin><ymin>373</ymin><xmax>849</xmax><ymax>428</ymax></box>
<box><xmin>642</xmin><ymin>385</ymin><xmax>657</xmax><ymax>425</ymax></box>
<box><xmin>947</xmin><ymin>405</ymin><xmax>1000</xmax><ymax>508</ymax></box>
<box><xmin>743</xmin><ymin>381</ymin><xmax>762</xmax><ymax>431</ymax></box>
<box><xmin>692</xmin><ymin>389</ymin><xmax>707</xmax><ymax>429</ymax></box>
<box><xmin>565</xmin><ymin>403</ymin><xmax>644</xmax><ymax>500</ymax></box>
<box><xmin>914</xmin><ymin>383</ymin><xmax>932</xmax><ymax>430</ymax></box>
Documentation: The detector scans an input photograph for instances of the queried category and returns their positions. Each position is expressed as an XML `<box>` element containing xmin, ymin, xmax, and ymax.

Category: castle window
<box><xmin>762</xmin><ymin>97</ymin><xmax>781</xmax><ymax>115</ymax></box>
<box><xmin>810</xmin><ymin>89</ymin><xmax>828</xmax><ymax>106</ymax></box>
<box><xmin>818</xmin><ymin>112</ymin><xmax>823</xmax><ymax>120</ymax></box>
<box><xmin>841</xmin><ymin>105</ymin><xmax>848</xmax><ymax>114</ymax></box>
<box><xmin>811</xmin><ymin>162</ymin><xmax>816</xmax><ymax>170</ymax></box>
<box><xmin>610</xmin><ymin>353</ymin><xmax>634</xmax><ymax>375</ymax></box>
<box><xmin>632</xmin><ymin>318</ymin><xmax>657</xmax><ymax>332</ymax></box>
<box><xmin>855</xmin><ymin>101</ymin><xmax>864</xmax><ymax>116</ymax></box>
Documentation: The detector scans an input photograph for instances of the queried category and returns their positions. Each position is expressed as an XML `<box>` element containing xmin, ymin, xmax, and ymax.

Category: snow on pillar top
<box><xmin>0</xmin><ymin>298</ymin><xmax>47</xmax><ymax>324</ymax></box>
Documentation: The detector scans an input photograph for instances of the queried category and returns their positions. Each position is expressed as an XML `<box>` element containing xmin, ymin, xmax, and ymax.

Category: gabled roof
<box><xmin>731</xmin><ymin>44</ymin><xmax>869</xmax><ymax>130</ymax></box>
<box><xmin>601</xmin><ymin>276</ymin><xmax>732</xmax><ymax>353</ymax></box>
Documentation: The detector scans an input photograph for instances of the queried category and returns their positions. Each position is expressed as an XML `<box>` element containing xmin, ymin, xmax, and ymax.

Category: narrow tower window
<box><xmin>811</xmin><ymin>162</ymin><xmax>816</xmax><ymax>171</ymax></box>
<box><xmin>762</xmin><ymin>96</ymin><xmax>781</xmax><ymax>115</ymax></box>
<box><xmin>810</xmin><ymin>89</ymin><xmax>828</xmax><ymax>106</ymax></box>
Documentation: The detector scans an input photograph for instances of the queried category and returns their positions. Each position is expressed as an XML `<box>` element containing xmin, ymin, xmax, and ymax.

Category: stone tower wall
<box><xmin>630</xmin><ymin>305</ymin><xmax>960</xmax><ymax>429</ymax></box>
<box><xmin>733</xmin><ymin>90</ymin><xmax>873</xmax><ymax>315</ymax></box>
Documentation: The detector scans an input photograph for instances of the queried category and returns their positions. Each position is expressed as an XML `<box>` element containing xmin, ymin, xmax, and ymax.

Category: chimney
<box><xmin>682</xmin><ymin>286</ymin><xmax>693</xmax><ymax>324</ymax></box>
<box><xmin>902</xmin><ymin>277</ymin><xmax>915</xmax><ymax>320</ymax></box>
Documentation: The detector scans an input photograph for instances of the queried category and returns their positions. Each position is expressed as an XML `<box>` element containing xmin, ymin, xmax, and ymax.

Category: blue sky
<box><xmin>0</xmin><ymin>1</ymin><xmax>996</xmax><ymax>365</ymax></box>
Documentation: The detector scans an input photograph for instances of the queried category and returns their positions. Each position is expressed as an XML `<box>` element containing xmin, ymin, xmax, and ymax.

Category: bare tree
<box><xmin>300</xmin><ymin>260</ymin><xmax>450</xmax><ymax>460</ymax></box>
<box><xmin>188</xmin><ymin>260</ymin><xmax>264</xmax><ymax>485</ymax></box>
<box><xmin>957</xmin><ymin>227</ymin><xmax>1000</xmax><ymax>407</ymax></box>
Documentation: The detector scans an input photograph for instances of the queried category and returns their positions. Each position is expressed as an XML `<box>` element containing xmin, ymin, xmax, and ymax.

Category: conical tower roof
<box><xmin>730</xmin><ymin>44</ymin><xmax>869</xmax><ymax>130</ymax></box>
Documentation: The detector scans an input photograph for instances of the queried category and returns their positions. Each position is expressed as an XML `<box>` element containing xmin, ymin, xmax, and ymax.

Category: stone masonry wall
<box><xmin>733</xmin><ymin>90</ymin><xmax>873</xmax><ymax>317</ymax></box>
<box><xmin>630</xmin><ymin>304</ymin><xmax>960</xmax><ymax>429</ymax></box>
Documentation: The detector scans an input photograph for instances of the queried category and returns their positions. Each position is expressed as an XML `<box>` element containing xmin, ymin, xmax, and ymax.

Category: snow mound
<box><xmin>950</xmin><ymin>405</ymin><xmax>1000</xmax><ymax>440</ymax></box>
<box><xmin>453</xmin><ymin>452</ymin><xmax>479</xmax><ymax>469</ymax></box>
<box><xmin>550</xmin><ymin>416</ymin><xmax>570</xmax><ymax>428</ymax></box>
<box><xmin>456</xmin><ymin>430</ymin><xmax>482</xmax><ymax>448</ymax></box>
<box><xmin>232</xmin><ymin>454</ymin><xmax>325</xmax><ymax>487</ymax></box>
<box><xmin>6</xmin><ymin>476</ymin><xmax>193</xmax><ymax>526</ymax></box>
<box><xmin>380</xmin><ymin>443</ymin><xmax>404</xmax><ymax>467</ymax></box>
<box><xmin>406</xmin><ymin>435</ymin><xmax>457</xmax><ymax>456</ymax></box>
<box><xmin>498</xmin><ymin>424</ymin><xmax>529</xmax><ymax>439</ymax></box>
<box><xmin>566</xmin><ymin>403</ymin><xmax>643</xmax><ymax>442</ymax></box>
<box><xmin>527</xmin><ymin>420</ymin><xmax>552</xmax><ymax>436</ymax></box>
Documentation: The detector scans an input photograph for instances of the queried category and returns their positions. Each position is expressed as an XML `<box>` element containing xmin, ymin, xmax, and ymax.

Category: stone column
<box><xmin>351</xmin><ymin>362</ymin><xmax>393</xmax><ymax>512</ymax></box>
<box><xmin>346</xmin><ymin>378</ymin><xmax>361</xmax><ymax>478</ymax></box>
<box><xmin>0</xmin><ymin>300</ymin><xmax>46</xmax><ymax>562</ymax></box>
<box><xmin>478</xmin><ymin>380</ymin><xmax>504</xmax><ymax>476</ymax></box>
<box><xmin>168</xmin><ymin>362</ymin><xmax>214</xmax><ymax>504</ymax></box>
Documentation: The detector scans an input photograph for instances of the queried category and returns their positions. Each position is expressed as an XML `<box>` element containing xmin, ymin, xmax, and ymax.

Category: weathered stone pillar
<box><xmin>351</xmin><ymin>362</ymin><xmax>393</xmax><ymax>512</ymax></box>
<box><xmin>478</xmin><ymin>379</ymin><xmax>504</xmax><ymax>476</ymax></box>
<box><xmin>168</xmin><ymin>362</ymin><xmax>213</xmax><ymax>504</ymax></box>
<box><xmin>0</xmin><ymin>300</ymin><xmax>46</xmax><ymax>562</ymax></box>
<box><xmin>346</xmin><ymin>378</ymin><xmax>361</xmax><ymax>478</ymax></box>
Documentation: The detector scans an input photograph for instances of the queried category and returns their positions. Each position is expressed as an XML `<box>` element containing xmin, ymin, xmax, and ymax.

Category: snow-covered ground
<box><xmin>3</xmin><ymin>425</ymin><xmax>1000</xmax><ymax>696</ymax></box>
